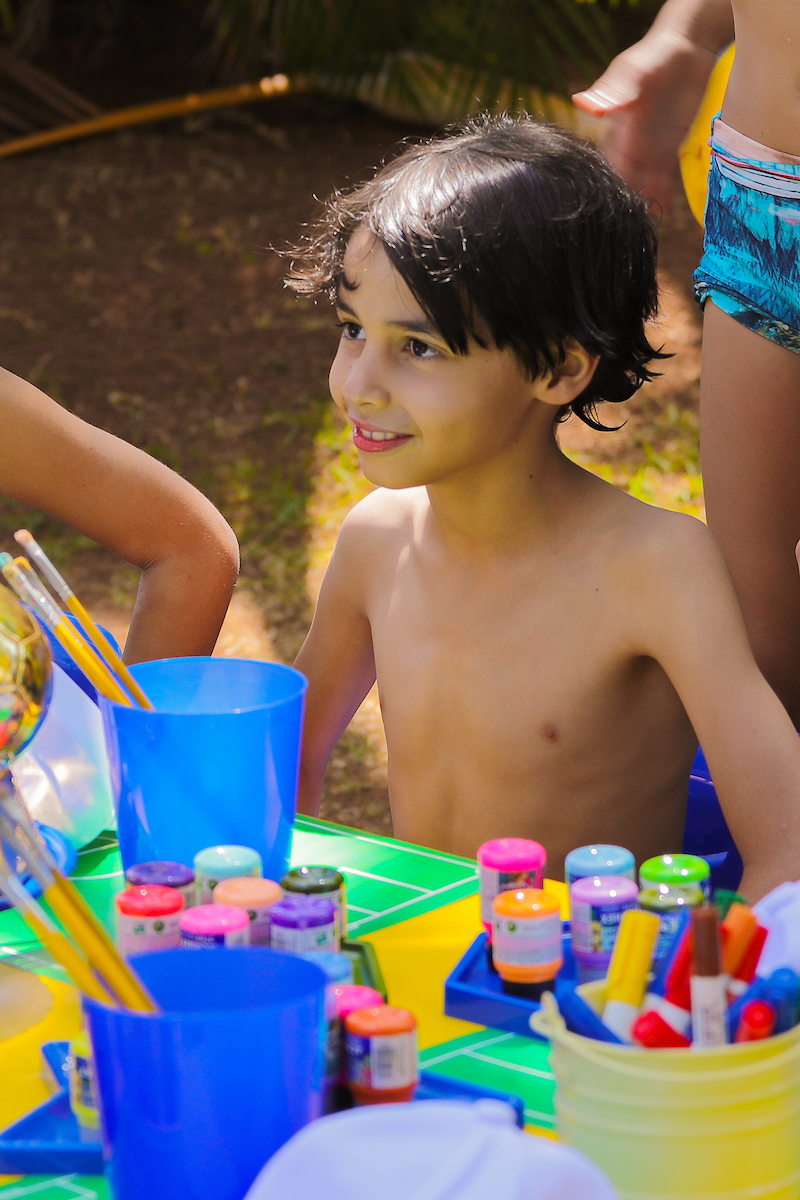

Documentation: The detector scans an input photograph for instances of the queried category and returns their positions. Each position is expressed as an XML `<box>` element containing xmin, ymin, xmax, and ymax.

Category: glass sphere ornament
<box><xmin>0</xmin><ymin>583</ymin><xmax>52</xmax><ymax>768</ymax></box>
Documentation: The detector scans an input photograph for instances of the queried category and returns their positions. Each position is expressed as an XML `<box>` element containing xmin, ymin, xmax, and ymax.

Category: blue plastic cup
<box><xmin>85</xmin><ymin>947</ymin><xmax>326</xmax><ymax>1200</ymax></box>
<box><xmin>100</xmin><ymin>657</ymin><xmax>307</xmax><ymax>878</ymax></box>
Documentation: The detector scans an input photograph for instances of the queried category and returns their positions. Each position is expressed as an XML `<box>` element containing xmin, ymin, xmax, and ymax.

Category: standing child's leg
<box><xmin>700</xmin><ymin>301</ymin><xmax>800</xmax><ymax>724</ymax></box>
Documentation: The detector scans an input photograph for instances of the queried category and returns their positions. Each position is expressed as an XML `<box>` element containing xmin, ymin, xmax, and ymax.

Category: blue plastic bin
<box><xmin>100</xmin><ymin>657</ymin><xmax>307</xmax><ymax>878</ymax></box>
<box><xmin>85</xmin><ymin>947</ymin><xmax>326</xmax><ymax>1200</ymax></box>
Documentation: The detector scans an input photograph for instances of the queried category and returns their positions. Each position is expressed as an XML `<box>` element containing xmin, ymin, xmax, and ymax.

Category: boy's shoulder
<box><xmin>339</xmin><ymin>486</ymin><xmax>425</xmax><ymax>539</ymax></box>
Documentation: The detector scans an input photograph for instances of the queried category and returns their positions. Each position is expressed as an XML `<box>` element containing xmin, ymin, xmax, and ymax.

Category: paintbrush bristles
<box><xmin>14</xmin><ymin>529</ymin><xmax>72</xmax><ymax>602</ymax></box>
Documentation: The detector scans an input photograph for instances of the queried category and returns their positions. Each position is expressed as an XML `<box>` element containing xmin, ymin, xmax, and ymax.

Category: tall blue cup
<box><xmin>99</xmin><ymin>657</ymin><xmax>308</xmax><ymax>878</ymax></box>
<box><xmin>85</xmin><ymin>948</ymin><xmax>326</xmax><ymax>1200</ymax></box>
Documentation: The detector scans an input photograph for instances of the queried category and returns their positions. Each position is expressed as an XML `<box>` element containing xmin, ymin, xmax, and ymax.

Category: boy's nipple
<box><xmin>541</xmin><ymin>722</ymin><xmax>560</xmax><ymax>743</ymax></box>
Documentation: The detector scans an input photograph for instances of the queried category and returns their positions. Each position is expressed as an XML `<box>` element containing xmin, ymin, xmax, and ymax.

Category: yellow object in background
<box><xmin>0</xmin><ymin>973</ymin><xmax>81</xmax><ymax>1185</ymax></box>
<box><xmin>69</xmin><ymin>1028</ymin><xmax>99</xmax><ymax>1131</ymax></box>
<box><xmin>680</xmin><ymin>44</ymin><xmax>735</xmax><ymax>226</ymax></box>
<box><xmin>362</xmin><ymin>877</ymin><xmax>569</xmax><ymax>1050</ymax></box>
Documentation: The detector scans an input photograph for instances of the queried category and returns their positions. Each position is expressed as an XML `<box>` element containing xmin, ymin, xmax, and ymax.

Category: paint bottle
<box><xmin>639</xmin><ymin>881</ymin><xmax>705</xmax><ymax>967</ymax></box>
<box><xmin>492</xmin><ymin>888</ymin><xmax>562</xmax><ymax>999</ymax></box>
<box><xmin>569</xmin><ymin>875</ymin><xmax>639</xmax><ymax>983</ymax></box>
<box><xmin>640</xmin><ymin>854</ymin><xmax>711</xmax><ymax>901</ymax></box>
<box><xmin>212</xmin><ymin>876</ymin><xmax>283</xmax><ymax>946</ymax></box>
<box><xmin>68</xmin><ymin>1028</ymin><xmax>100</xmax><ymax>1140</ymax></box>
<box><xmin>179</xmin><ymin>902</ymin><xmax>250</xmax><ymax>948</ymax></box>
<box><xmin>193</xmin><ymin>845</ymin><xmax>262</xmax><ymax>904</ymax></box>
<box><xmin>281</xmin><ymin>865</ymin><xmax>347</xmax><ymax>943</ymax></box>
<box><xmin>477</xmin><ymin>839</ymin><xmax>547</xmax><ymax>957</ymax></box>
<box><xmin>346</xmin><ymin>1005</ymin><xmax>418</xmax><ymax>1105</ymax></box>
<box><xmin>297</xmin><ymin>951</ymin><xmax>355</xmax><ymax>1110</ymax></box>
<box><xmin>269</xmin><ymin>894</ymin><xmax>338</xmax><ymax>953</ymax></box>
<box><xmin>115</xmin><ymin>885</ymin><xmax>184</xmax><ymax>958</ymax></box>
<box><xmin>124</xmin><ymin>861</ymin><xmax>195</xmax><ymax>908</ymax></box>
<box><xmin>565</xmin><ymin>845</ymin><xmax>636</xmax><ymax>888</ymax></box>
<box><xmin>333</xmin><ymin>984</ymin><xmax>385</xmax><ymax>1091</ymax></box>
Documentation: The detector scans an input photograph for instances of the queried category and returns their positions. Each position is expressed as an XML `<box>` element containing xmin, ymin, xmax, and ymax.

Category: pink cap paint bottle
<box><xmin>331</xmin><ymin>984</ymin><xmax>385</xmax><ymax>1092</ymax></box>
<box><xmin>179</xmin><ymin>903</ymin><xmax>250</xmax><ymax>948</ymax></box>
<box><xmin>477</xmin><ymin>839</ymin><xmax>547</xmax><ymax>951</ymax></box>
<box><xmin>115</xmin><ymin>885</ymin><xmax>184</xmax><ymax>958</ymax></box>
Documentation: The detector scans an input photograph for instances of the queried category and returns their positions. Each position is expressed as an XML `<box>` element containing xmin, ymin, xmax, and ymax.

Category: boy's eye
<box><xmin>408</xmin><ymin>338</ymin><xmax>438</xmax><ymax>359</ymax></box>
<box><xmin>336</xmin><ymin>319</ymin><xmax>364</xmax><ymax>340</ymax></box>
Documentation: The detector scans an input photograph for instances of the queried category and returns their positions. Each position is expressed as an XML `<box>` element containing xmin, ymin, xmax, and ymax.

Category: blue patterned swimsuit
<box><xmin>694</xmin><ymin>116</ymin><xmax>800</xmax><ymax>354</ymax></box>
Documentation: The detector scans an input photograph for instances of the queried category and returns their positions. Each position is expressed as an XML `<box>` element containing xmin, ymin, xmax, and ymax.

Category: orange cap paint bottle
<box><xmin>492</xmin><ymin>888</ymin><xmax>563</xmax><ymax>999</ymax></box>
<box><xmin>345</xmin><ymin>1005</ymin><xmax>418</xmax><ymax>1105</ymax></box>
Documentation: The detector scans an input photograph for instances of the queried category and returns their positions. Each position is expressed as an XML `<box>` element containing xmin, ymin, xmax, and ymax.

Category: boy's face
<box><xmin>329</xmin><ymin>230</ymin><xmax>542</xmax><ymax>490</ymax></box>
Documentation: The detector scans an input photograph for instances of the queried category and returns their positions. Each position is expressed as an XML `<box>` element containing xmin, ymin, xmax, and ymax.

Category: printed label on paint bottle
<box><xmin>118</xmin><ymin>911</ymin><xmax>181</xmax><ymax>957</ymax></box>
<box><xmin>480</xmin><ymin>868</ymin><xmax>540</xmax><ymax>924</ymax></box>
<box><xmin>180</xmin><ymin>926</ymin><xmax>249</xmax><ymax>949</ymax></box>
<box><xmin>571</xmin><ymin>898</ymin><xmax>635</xmax><ymax>955</ymax></box>
<box><xmin>346</xmin><ymin>1030</ymin><xmax>418</xmax><ymax>1090</ymax></box>
<box><xmin>270</xmin><ymin>921</ymin><xmax>337</xmax><ymax>953</ymax></box>
<box><xmin>493</xmin><ymin>911</ymin><xmax>562</xmax><ymax>967</ymax></box>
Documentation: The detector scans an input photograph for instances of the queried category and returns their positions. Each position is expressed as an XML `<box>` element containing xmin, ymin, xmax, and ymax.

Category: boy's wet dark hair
<box><xmin>287</xmin><ymin>113</ymin><xmax>665</xmax><ymax>430</ymax></box>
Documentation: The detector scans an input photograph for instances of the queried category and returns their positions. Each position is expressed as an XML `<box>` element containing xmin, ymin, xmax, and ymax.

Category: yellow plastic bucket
<box><xmin>532</xmin><ymin>992</ymin><xmax>800</xmax><ymax>1200</ymax></box>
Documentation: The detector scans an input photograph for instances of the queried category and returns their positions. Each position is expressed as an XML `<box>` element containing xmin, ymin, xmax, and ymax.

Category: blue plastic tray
<box><xmin>415</xmin><ymin>1069</ymin><xmax>525</xmax><ymax>1127</ymax></box>
<box><xmin>444</xmin><ymin>930</ymin><xmax>577</xmax><ymax>1039</ymax></box>
<box><xmin>0</xmin><ymin>1041</ymin><xmax>103</xmax><ymax>1175</ymax></box>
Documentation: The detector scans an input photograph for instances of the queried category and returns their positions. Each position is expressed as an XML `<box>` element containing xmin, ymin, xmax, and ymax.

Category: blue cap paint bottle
<box><xmin>565</xmin><ymin>845</ymin><xmax>636</xmax><ymax>888</ymax></box>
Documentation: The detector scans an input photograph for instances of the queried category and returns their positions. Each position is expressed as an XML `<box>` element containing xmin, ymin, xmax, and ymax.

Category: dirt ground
<box><xmin>0</xmin><ymin>96</ymin><xmax>705</xmax><ymax>837</ymax></box>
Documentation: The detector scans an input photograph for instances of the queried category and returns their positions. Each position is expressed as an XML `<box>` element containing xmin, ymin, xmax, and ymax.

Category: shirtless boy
<box><xmin>291</xmin><ymin>116</ymin><xmax>800</xmax><ymax>901</ymax></box>
<box><xmin>576</xmin><ymin>1</ymin><xmax>800</xmax><ymax>729</ymax></box>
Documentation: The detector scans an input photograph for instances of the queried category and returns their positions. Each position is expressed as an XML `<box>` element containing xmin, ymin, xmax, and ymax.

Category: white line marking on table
<box><xmin>340</xmin><ymin>866</ymin><xmax>428</xmax><ymax>893</ymax></box>
<box><xmin>421</xmin><ymin>1032</ymin><xmax>514</xmax><ymax>1068</ymax></box>
<box><xmin>347</xmin><ymin>876</ymin><xmax>479</xmax><ymax>931</ymax></box>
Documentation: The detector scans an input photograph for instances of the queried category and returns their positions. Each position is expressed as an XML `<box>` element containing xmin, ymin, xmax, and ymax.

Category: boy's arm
<box><xmin>573</xmin><ymin>0</ymin><xmax>734</xmax><ymax>213</ymax></box>
<box><xmin>294</xmin><ymin>515</ymin><xmax>377</xmax><ymax>817</ymax></box>
<box><xmin>633</xmin><ymin>516</ymin><xmax>800</xmax><ymax>902</ymax></box>
<box><xmin>0</xmin><ymin>366</ymin><xmax>239</xmax><ymax>662</ymax></box>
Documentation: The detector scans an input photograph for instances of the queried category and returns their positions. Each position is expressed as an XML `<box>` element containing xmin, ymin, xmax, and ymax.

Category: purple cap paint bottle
<box><xmin>569</xmin><ymin>874</ymin><xmax>639</xmax><ymax>983</ymax></box>
<box><xmin>125</xmin><ymin>861</ymin><xmax>195</xmax><ymax>908</ymax></box>
<box><xmin>269</xmin><ymin>895</ymin><xmax>338</xmax><ymax>953</ymax></box>
<box><xmin>477</xmin><ymin>839</ymin><xmax>547</xmax><ymax>941</ymax></box>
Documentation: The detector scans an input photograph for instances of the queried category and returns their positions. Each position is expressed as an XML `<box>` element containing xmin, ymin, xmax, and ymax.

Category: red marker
<box><xmin>655</xmin><ymin>927</ymin><xmax>693</xmax><ymax>1035</ymax></box>
<box><xmin>735</xmin><ymin>999</ymin><xmax>776</xmax><ymax>1043</ymax></box>
<box><xmin>632</xmin><ymin>1009</ymin><xmax>691</xmax><ymax>1049</ymax></box>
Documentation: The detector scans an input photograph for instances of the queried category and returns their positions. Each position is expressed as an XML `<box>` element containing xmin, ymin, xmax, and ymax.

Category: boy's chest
<box><xmin>367</xmin><ymin>553</ymin><xmax>661</xmax><ymax>760</ymax></box>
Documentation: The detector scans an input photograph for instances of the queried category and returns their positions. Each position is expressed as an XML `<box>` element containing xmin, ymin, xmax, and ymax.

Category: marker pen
<box><xmin>721</xmin><ymin>902</ymin><xmax>758</xmax><ymax>979</ymax></box>
<box><xmin>478</xmin><ymin>839</ymin><xmax>547</xmax><ymax>943</ymax></box>
<box><xmin>690</xmin><ymin>906</ymin><xmax>728</xmax><ymax>1048</ymax></box>
<box><xmin>564</xmin><ymin>845</ymin><xmax>635</xmax><ymax>888</ymax></box>
<box><xmin>644</xmin><ymin>919</ymin><xmax>692</xmax><ymax>1036</ymax></box>
<box><xmin>602</xmin><ymin>908</ymin><xmax>660</xmax><ymax>1042</ymax></box>
<box><xmin>764</xmin><ymin>968</ymin><xmax>800</xmax><ymax>1034</ymax></box>
<box><xmin>714</xmin><ymin>889</ymin><xmax>748</xmax><ymax>921</ymax></box>
<box><xmin>631</xmin><ymin>1009</ymin><xmax>691</xmax><ymax>1049</ymax></box>
<box><xmin>728</xmin><ymin>924</ymin><xmax>768</xmax><ymax>997</ymax></box>
<box><xmin>735</xmin><ymin>999</ymin><xmax>776</xmax><ymax>1043</ymax></box>
<box><xmin>728</xmin><ymin>977</ymin><xmax>769</xmax><ymax>1041</ymax></box>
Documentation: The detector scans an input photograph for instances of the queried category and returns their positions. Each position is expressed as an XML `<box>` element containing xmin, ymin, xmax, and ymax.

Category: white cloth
<box><xmin>245</xmin><ymin>1100</ymin><xmax>618</xmax><ymax>1200</ymax></box>
<box><xmin>754</xmin><ymin>881</ymin><xmax>800</xmax><ymax>978</ymax></box>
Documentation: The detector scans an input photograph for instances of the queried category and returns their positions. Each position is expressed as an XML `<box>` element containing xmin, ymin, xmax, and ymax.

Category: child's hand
<box><xmin>573</xmin><ymin>28</ymin><xmax>718</xmax><ymax>214</ymax></box>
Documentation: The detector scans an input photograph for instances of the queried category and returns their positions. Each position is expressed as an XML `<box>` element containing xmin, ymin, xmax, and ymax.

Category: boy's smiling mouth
<box><xmin>352</xmin><ymin>422</ymin><xmax>414</xmax><ymax>452</ymax></box>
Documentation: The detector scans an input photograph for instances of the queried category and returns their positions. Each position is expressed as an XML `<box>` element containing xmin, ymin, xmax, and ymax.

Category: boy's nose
<box><xmin>341</xmin><ymin>353</ymin><xmax>391</xmax><ymax>409</ymax></box>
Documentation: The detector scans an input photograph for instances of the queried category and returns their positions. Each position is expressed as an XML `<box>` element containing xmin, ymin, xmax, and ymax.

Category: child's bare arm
<box><xmin>0</xmin><ymin>366</ymin><xmax>239</xmax><ymax>662</ymax></box>
<box><xmin>633</xmin><ymin>516</ymin><xmax>800</xmax><ymax>901</ymax></box>
<box><xmin>574</xmin><ymin>0</ymin><xmax>733</xmax><ymax>211</ymax></box>
<box><xmin>294</xmin><ymin>514</ymin><xmax>377</xmax><ymax>817</ymax></box>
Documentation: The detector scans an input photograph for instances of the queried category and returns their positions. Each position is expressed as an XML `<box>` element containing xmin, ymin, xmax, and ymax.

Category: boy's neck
<box><xmin>423</xmin><ymin>422</ymin><xmax>583</xmax><ymax>557</ymax></box>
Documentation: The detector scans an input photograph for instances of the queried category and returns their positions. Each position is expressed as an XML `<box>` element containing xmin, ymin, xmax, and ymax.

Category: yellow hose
<box><xmin>0</xmin><ymin>73</ymin><xmax>298</xmax><ymax>162</ymax></box>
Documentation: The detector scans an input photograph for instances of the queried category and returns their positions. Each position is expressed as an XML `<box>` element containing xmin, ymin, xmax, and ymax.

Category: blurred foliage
<box><xmin>2</xmin><ymin>0</ymin><xmax>664</xmax><ymax>102</ymax></box>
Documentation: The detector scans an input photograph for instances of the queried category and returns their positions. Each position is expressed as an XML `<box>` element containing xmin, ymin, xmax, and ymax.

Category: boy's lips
<box><xmin>352</xmin><ymin>423</ymin><xmax>413</xmax><ymax>452</ymax></box>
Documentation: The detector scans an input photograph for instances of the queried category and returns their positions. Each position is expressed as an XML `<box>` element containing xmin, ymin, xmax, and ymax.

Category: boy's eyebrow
<box><xmin>335</xmin><ymin>295</ymin><xmax>441</xmax><ymax>339</ymax></box>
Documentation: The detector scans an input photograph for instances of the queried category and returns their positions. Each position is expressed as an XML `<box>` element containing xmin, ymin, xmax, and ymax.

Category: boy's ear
<box><xmin>535</xmin><ymin>340</ymin><xmax>600</xmax><ymax>409</ymax></box>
